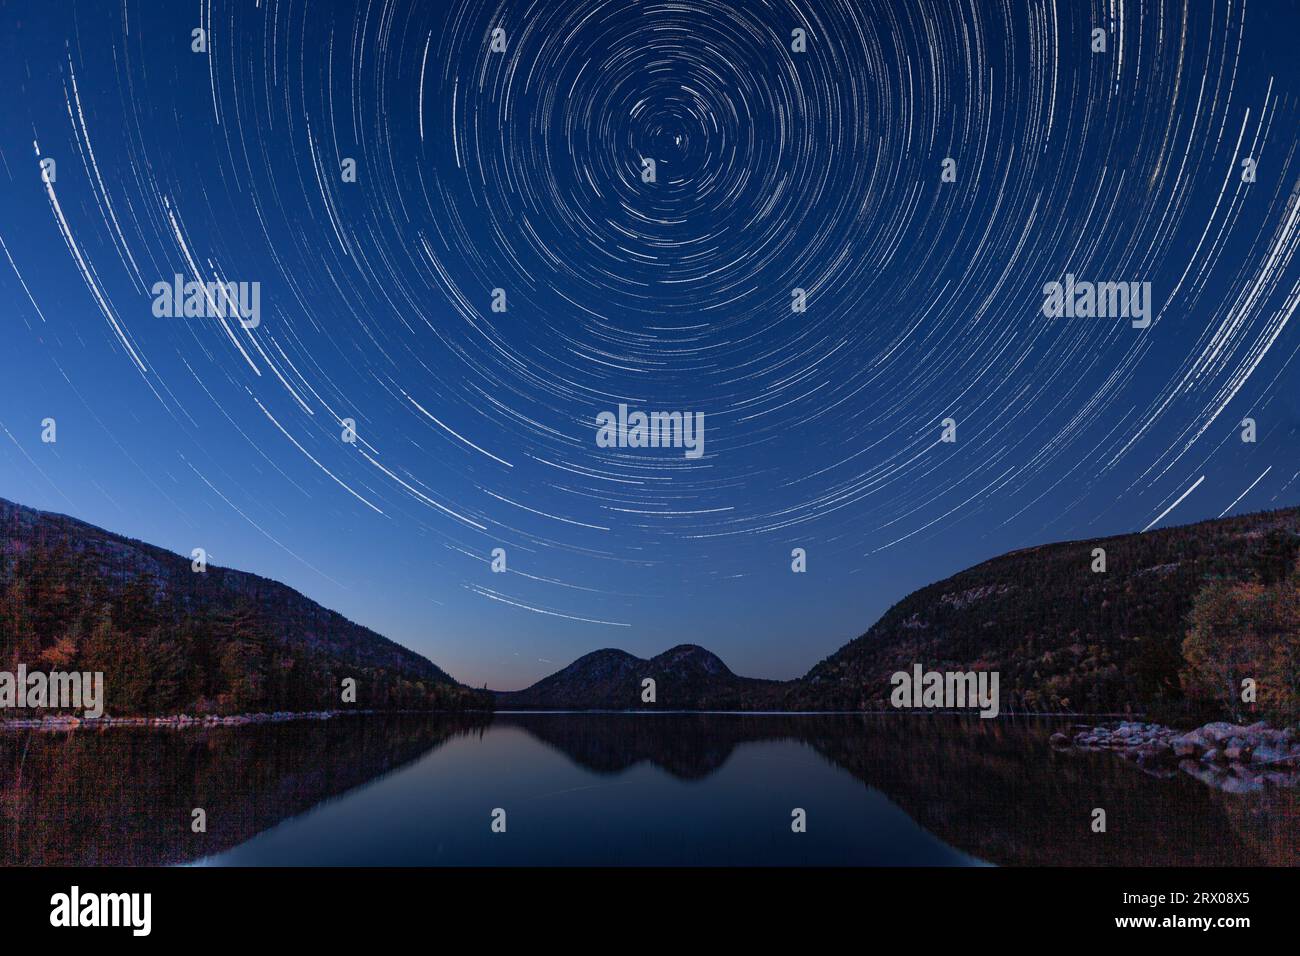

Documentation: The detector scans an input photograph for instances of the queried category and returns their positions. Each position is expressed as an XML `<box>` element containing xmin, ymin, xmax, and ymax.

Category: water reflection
<box><xmin>2</xmin><ymin>713</ymin><xmax>1295</xmax><ymax>866</ymax></box>
<box><xmin>0</xmin><ymin>714</ymin><xmax>488</xmax><ymax>865</ymax></box>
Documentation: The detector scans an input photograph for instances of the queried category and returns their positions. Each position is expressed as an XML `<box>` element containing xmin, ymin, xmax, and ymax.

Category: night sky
<box><xmin>1</xmin><ymin>0</ymin><xmax>1298</xmax><ymax>690</ymax></box>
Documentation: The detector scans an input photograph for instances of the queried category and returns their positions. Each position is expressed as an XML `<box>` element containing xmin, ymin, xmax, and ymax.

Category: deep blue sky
<box><xmin>2</xmin><ymin>0</ymin><xmax>1298</xmax><ymax>690</ymax></box>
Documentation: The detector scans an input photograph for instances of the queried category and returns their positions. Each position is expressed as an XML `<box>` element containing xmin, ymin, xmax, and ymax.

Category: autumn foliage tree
<box><xmin>0</xmin><ymin>531</ymin><xmax>488</xmax><ymax>717</ymax></box>
<box><xmin>1181</xmin><ymin>557</ymin><xmax>1300</xmax><ymax>723</ymax></box>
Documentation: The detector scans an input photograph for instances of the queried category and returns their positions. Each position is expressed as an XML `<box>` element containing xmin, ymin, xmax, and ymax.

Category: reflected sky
<box><xmin>201</xmin><ymin>721</ymin><xmax>982</xmax><ymax>866</ymax></box>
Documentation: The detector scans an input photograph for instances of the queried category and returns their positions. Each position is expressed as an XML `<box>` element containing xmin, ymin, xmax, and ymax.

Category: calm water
<box><xmin>2</xmin><ymin>713</ymin><xmax>1297</xmax><ymax>866</ymax></box>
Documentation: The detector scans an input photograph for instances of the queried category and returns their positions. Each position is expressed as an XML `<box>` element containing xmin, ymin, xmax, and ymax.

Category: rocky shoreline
<box><xmin>1051</xmin><ymin>720</ymin><xmax>1300</xmax><ymax>792</ymax></box>
<box><xmin>0</xmin><ymin>709</ymin><xmax>380</xmax><ymax>732</ymax></box>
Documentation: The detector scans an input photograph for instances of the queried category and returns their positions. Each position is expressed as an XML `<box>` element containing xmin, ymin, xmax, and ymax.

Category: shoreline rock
<box><xmin>0</xmin><ymin>709</ymin><xmax>389</xmax><ymax>732</ymax></box>
<box><xmin>1052</xmin><ymin>719</ymin><xmax>1300</xmax><ymax>791</ymax></box>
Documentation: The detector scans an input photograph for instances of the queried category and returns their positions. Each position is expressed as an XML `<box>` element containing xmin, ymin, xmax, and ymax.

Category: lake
<box><xmin>2</xmin><ymin>713</ymin><xmax>1296</xmax><ymax>866</ymax></box>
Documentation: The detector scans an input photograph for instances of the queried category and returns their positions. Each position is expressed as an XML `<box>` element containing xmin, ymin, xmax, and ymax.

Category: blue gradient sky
<box><xmin>2</xmin><ymin>0</ymin><xmax>1298</xmax><ymax>689</ymax></box>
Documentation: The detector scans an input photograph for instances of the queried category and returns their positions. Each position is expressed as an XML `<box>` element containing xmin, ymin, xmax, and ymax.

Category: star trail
<box><xmin>1</xmin><ymin>0</ymin><xmax>1298</xmax><ymax>688</ymax></box>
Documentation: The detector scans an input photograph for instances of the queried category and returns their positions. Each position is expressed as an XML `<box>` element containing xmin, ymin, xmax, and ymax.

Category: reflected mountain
<box><xmin>0</xmin><ymin>714</ymin><xmax>489</xmax><ymax>866</ymax></box>
<box><xmin>500</xmin><ymin>713</ymin><xmax>1300</xmax><ymax>866</ymax></box>
<box><xmin>500</xmin><ymin>712</ymin><xmax>790</xmax><ymax>778</ymax></box>
<box><xmin>4</xmin><ymin>713</ymin><xmax>1296</xmax><ymax>866</ymax></box>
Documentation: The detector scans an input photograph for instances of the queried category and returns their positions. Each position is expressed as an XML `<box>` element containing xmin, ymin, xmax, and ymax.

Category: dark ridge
<box><xmin>501</xmin><ymin>507</ymin><xmax>1299</xmax><ymax>716</ymax></box>
<box><xmin>0</xmin><ymin>496</ymin><xmax>488</xmax><ymax>715</ymax></box>
<box><xmin>496</xmin><ymin>643</ymin><xmax>780</xmax><ymax>710</ymax></box>
<box><xmin>784</xmin><ymin>506</ymin><xmax>1300</xmax><ymax>717</ymax></box>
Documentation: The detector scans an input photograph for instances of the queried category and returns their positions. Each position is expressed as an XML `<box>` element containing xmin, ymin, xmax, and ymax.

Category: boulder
<box><xmin>1219</xmin><ymin>774</ymin><xmax>1265</xmax><ymax>794</ymax></box>
<box><xmin>1179</xmin><ymin>760</ymin><xmax>1227</xmax><ymax>788</ymax></box>
<box><xmin>1252</xmin><ymin>744</ymin><xmax>1300</xmax><ymax>767</ymax></box>
<box><xmin>1171</xmin><ymin>731</ymin><xmax>1208</xmax><ymax>757</ymax></box>
<box><xmin>1224</xmin><ymin>738</ymin><xmax>1251</xmax><ymax>762</ymax></box>
<box><xmin>1200</xmin><ymin>722</ymin><xmax>1251</xmax><ymax>744</ymax></box>
<box><xmin>1135</xmin><ymin>742</ymin><xmax>1169</xmax><ymax>762</ymax></box>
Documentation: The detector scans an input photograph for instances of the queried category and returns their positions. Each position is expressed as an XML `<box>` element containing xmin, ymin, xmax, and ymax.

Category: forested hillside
<box><xmin>785</xmin><ymin>508</ymin><xmax>1300</xmax><ymax>721</ymax></box>
<box><xmin>0</xmin><ymin>498</ymin><xmax>489</xmax><ymax>716</ymax></box>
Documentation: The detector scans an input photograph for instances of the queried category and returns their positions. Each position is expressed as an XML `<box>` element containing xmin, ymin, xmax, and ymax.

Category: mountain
<box><xmin>5</xmin><ymin>492</ymin><xmax>1296</xmax><ymax>720</ymax></box>
<box><xmin>496</xmin><ymin>644</ymin><xmax>782</xmax><ymax>710</ymax></box>
<box><xmin>499</xmin><ymin>507</ymin><xmax>1299</xmax><ymax>717</ymax></box>
<box><xmin>0</xmin><ymin>497</ymin><xmax>489</xmax><ymax>715</ymax></box>
<box><xmin>784</xmin><ymin>506</ymin><xmax>1300</xmax><ymax>717</ymax></box>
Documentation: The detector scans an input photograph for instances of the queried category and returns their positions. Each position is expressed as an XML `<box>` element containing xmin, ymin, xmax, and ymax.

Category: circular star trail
<box><xmin>1</xmin><ymin>0</ymin><xmax>1298</xmax><ymax>684</ymax></box>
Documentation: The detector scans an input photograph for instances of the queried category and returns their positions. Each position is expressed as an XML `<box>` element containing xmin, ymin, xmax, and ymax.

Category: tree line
<box><xmin>0</xmin><ymin>539</ymin><xmax>488</xmax><ymax>716</ymax></box>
